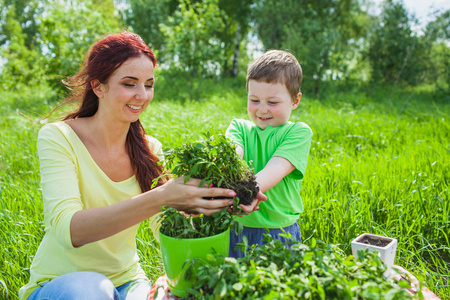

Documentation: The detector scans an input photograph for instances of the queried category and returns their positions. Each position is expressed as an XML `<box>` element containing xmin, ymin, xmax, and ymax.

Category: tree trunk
<box><xmin>231</xmin><ymin>22</ymin><xmax>241</xmax><ymax>78</ymax></box>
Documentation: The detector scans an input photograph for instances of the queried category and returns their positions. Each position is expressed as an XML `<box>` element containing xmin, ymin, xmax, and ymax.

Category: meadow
<box><xmin>0</xmin><ymin>79</ymin><xmax>449</xmax><ymax>299</ymax></box>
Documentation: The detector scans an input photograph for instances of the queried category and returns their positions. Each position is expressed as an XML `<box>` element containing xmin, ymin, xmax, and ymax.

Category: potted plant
<box><xmin>183</xmin><ymin>236</ymin><xmax>413</xmax><ymax>299</ymax></box>
<box><xmin>351</xmin><ymin>233</ymin><xmax>398</xmax><ymax>278</ymax></box>
<box><xmin>156</xmin><ymin>133</ymin><xmax>259</xmax><ymax>297</ymax></box>
<box><xmin>158</xmin><ymin>207</ymin><xmax>233</xmax><ymax>297</ymax></box>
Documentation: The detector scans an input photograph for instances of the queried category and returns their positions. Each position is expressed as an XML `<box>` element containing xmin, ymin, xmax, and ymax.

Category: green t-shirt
<box><xmin>226</xmin><ymin>119</ymin><xmax>312</xmax><ymax>228</ymax></box>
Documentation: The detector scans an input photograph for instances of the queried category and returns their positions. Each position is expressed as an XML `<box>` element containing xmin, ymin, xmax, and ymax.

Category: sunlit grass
<box><xmin>1</xmin><ymin>81</ymin><xmax>449</xmax><ymax>299</ymax></box>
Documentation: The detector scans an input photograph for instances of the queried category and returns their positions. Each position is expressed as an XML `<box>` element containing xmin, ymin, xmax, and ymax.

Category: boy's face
<box><xmin>247</xmin><ymin>80</ymin><xmax>300</xmax><ymax>130</ymax></box>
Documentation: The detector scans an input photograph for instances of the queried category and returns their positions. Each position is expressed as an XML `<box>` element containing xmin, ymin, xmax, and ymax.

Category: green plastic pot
<box><xmin>159</xmin><ymin>228</ymin><xmax>230</xmax><ymax>297</ymax></box>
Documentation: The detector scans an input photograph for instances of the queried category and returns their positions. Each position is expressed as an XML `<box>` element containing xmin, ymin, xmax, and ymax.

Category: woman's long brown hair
<box><xmin>61</xmin><ymin>31</ymin><xmax>165</xmax><ymax>192</ymax></box>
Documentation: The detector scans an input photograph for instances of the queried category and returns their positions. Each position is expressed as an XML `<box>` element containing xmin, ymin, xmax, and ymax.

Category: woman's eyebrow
<box><xmin>121</xmin><ymin>76</ymin><xmax>154</xmax><ymax>81</ymax></box>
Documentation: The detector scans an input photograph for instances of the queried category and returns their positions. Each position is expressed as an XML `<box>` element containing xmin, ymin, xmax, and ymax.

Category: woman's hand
<box><xmin>158</xmin><ymin>177</ymin><xmax>236</xmax><ymax>216</ymax></box>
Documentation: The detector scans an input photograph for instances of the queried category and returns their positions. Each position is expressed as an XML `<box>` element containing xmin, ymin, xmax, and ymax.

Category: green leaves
<box><xmin>0</xmin><ymin>0</ymin><xmax>122</xmax><ymax>93</ymax></box>
<box><xmin>157</xmin><ymin>133</ymin><xmax>255</xmax><ymax>238</ymax></box>
<box><xmin>160</xmin><ymin>0</ymin><xmax>228</xmax><ymax>78</ymax></box>
<box><xmin>160</xmin><ymin>132</ymin><xmax>258</xmax><ymax>206</ymax></box>
<box><xmin>184</xmin><ymin>237</ymin><xmax>414</xmax><ymax>299</ymax></box>
<box><xmin>366</xmin><ymin>0</ymin><xmax>427</xmax><ymax>86</ymax></box>
<box><xmin>163</xmin><ymin>132</ymin><xmax>247</xmax><ymax>186</ymax></box>
<box><xmin>159</xmin><ymin>207</ymin><xmax>241</xmax><ymax>239</ymax></box>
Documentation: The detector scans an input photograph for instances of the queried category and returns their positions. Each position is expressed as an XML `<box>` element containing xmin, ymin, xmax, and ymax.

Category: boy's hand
<box><xmin>239</xmin><ymin>191</ymin><xmax>267</xmax><ymax>213</ymax></box>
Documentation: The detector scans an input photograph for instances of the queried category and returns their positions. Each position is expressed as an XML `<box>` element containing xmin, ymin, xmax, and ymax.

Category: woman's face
<box><xmin>94</xmin><ymin>55</ymin><xmax>155</xmax><ymax>124</ymax></box>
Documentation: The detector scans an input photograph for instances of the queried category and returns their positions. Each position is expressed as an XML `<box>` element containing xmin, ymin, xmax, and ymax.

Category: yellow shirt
<box><xmin>19</xmin><ymin>121</ymin><xmax>162</xmax><ymax>300</ymax></box>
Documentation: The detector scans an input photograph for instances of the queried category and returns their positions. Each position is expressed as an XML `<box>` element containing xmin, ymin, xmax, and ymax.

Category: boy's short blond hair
<box><xmin>246</xmin><ymin>50</ymin><xmax>302</xmax><ymax>101</ymax></box>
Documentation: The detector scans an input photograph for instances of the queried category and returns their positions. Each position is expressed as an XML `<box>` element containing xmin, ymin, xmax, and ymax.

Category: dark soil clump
<box><xmin>226</xmin><ymin>174</ymin><xmax>259</xmax><ymax>206</ymax></box>
<box><xmin>204</xmin><ymin>175</ymin><xmax>259</xmax><ymax>206</ymax></box>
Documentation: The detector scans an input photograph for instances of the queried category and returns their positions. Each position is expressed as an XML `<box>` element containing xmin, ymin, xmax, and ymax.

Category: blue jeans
<box><xmin>27</xmin><ymin>272</ymin><xmax>151</xmax><ymax>300</ymax></box>
<box><xmin>229</xmin><ymin>222</ymin><xmax>302</xmax><ymax>258</ymax></box>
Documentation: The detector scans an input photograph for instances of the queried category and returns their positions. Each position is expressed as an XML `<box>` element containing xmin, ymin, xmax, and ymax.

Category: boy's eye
<box><xmin>250</xmin><ymin>99</ymin><xmax>259</xmax><ymax>103</ymax></box>
<box><xmin>268</xmin><ymin>101</ymin><xmax>278</xmax><ymax>105</ymax></box>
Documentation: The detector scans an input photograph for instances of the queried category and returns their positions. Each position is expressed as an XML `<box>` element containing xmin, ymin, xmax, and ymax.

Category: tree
<box><xmin>0</xmin><ymin>0</ymin><xmax>44</xmax><ymax>49</ymax></box>
<box><xmin>425</xmin><ymin>9</ymin><xmax>449</xmax><ymax>42</ymax></box>
<box><xmin>366</xmin><ymin>0</ymin><xmax>424</xmax><ymax>85</ymax></box>
<box><xmin>38</xmin><ymin>0</ymin><xmax>122</xmax><ymax>91</ymax></box>
<box><xmin>0</xmin><ymin>0</ymin><xmax>122</xmax><ymax>93</ymax></box>
<box><xmin>123</xmin><ymin>0</ymin><xmax>177</xmax><ymax>64</ymax></box>
<box><xmin>161</xmin><ymin>0</ymin><xmax>228</xmax><ymax>78</ymax></box>
<box><xmin>218</xmin><ymin>0</ymin><xmax>252</xmax><ymax>77</ymax></box>
<box><xmin>252</xmin><ymin>0</ymin><xmax>367</xmax><ymax>95</ymax></box>
<box><xmin>423</xmin><ymin>9</ymin><xmax>450</xmax><ymax>88</ymax></box>
<box><xmin>123</xmin><ymin>0</ymin><xmax>253</xmax><ymax>77</ymax></box>
<box><xmin>0</xmin><ymin>4</ymin><xmax>44</xmax><ymax>90</ymax></box>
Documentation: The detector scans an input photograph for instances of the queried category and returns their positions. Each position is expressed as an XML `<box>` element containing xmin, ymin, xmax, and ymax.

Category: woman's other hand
<box><xmin>157</xmin><ymin>177</ymin><xmax>236</xmax><ymax>216</ymax></box>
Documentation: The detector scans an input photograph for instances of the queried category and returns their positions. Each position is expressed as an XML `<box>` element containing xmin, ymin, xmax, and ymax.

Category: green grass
<box><xmin>0</xmin><ymin>80</ymin><xmax>449</xmax><ymax>299</ymax></box>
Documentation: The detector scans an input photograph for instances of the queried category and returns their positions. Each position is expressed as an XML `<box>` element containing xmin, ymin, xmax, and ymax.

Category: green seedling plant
<box><xmin>160</xmin><ymin>132</ymin><xmax>259</xmax><ymax>206</ymax></box>
<box><xmin>184</xmin><ymin>235</ymin><xmax>416</xmax><ymax>300</ymax></box>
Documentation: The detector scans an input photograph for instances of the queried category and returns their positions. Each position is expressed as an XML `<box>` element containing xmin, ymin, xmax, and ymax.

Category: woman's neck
<box><xmin>89</xmin><ymin>115</ymin><xmax>130</xmax><ymax>150</ymax></box>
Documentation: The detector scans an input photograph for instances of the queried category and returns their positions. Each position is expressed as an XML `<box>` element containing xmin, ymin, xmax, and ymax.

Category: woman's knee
<box><xmin>35</xmin><ymin>272</ymin><xmax>118</xmax><ymax>300</ymax></box>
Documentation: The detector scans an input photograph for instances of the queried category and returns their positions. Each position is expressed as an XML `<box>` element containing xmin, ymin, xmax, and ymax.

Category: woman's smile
<box><xmin>126</xmin><ymin>104</ymin><xmax>143</xmax><ymax>112</ymax></box>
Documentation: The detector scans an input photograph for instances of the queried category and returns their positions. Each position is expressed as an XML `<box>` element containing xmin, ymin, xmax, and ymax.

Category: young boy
<box><xmin>226</xmin><ymin>50</ymin><xmax>313</xmax><ymax>258</ymax></box>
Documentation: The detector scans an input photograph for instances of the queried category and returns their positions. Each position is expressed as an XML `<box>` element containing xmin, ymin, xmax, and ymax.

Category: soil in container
<box><xmin>360</xmin><ymin>236</ymin><xmax>391</xmax><ymax>247</ymax></box>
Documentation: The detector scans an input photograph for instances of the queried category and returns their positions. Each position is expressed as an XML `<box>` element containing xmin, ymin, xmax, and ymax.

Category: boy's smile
<box><xmin>247</xmin><ymin>80</ymin><xmax>301</xmax><ymax>130</ymax></box>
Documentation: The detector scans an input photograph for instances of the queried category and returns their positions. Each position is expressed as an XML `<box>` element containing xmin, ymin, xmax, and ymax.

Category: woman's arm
<box><xmin>70</xmin><ymin>177</ymin><xmax>236</xmax><ymax>247</ymax></box>
<box><xmin>38</xmin><ymin>124</ymin><xmax>235</xmax><ymax>248</ymax></box>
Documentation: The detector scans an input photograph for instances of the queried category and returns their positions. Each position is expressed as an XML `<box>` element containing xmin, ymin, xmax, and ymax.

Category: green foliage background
<box><xmin>0</xmin><ymin>0</ymin><xmax>449</xmax><ymax>299</ymax></box>
<box><xmin>1</xmin><ymin>0</ymin><xmax>449</xmax><ymax>96</ymax></box>
<box><xmin>1</xmin><ymin>79</ymin><xmax>449</xmax><ymax>299</ymax></box>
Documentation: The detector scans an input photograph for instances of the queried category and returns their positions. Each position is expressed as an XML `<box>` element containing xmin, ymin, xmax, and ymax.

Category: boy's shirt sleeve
<box><xmin>273</xmin><ymin>123</ymin><xmax>313</xmax><ymax>180</ymax></box>
<box><xmin>225</xmin><ymin>119</ymin><xmax>245</xmax><ymax>148</ymax></box>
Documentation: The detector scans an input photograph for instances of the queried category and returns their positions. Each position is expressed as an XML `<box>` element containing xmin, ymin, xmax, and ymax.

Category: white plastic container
<box><xmin>351</xmin><ymin>233</ymin><xmax>398</xmax><ymax>278</ymax></box>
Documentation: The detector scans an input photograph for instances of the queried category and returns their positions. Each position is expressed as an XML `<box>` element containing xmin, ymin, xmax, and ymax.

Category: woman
<box><xmin>20</xmin><ymin>31</ymin><xmax>264</xmax><ymax>300</ymax></box>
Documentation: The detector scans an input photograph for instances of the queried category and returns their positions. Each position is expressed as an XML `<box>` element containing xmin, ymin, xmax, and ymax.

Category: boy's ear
<box><xmin>91</xmin><ymin>80</ymin><xmax>104</xmax><ymax>98</ymax></box>
<box><xmin>292</xmin><ymin>92</ymin><xmax>301</xmax><ymax>109</ymax></box>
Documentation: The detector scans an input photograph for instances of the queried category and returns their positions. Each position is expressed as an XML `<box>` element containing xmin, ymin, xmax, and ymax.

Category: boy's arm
<box><xmin>238</xmin><ymin>156</ymin><xmax>291</xmax><ymax>213</ymax></box>
<box><xmin>235</xmin><ymin>145</ymin><xmax>244</xmax><ymax>159</ymax></box>
<box><xmin>255</xmin><ymin>156</ymin><xmax>295</xmax><ymax>193</ymax></box>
